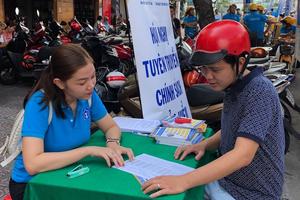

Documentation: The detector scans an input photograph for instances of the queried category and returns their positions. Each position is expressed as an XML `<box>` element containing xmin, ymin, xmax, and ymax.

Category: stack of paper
<box><xmin>162</xmin><ymin>116</ymin><xmax>207</xmax><ymax>133</ymax></box>
<box><xmin>151</xmin><ymin>127</ymin><xmax>204</xmax><ymax>146</ymax></box>
<box><xmin>113</xmin><ymin>116</ymin><xmax>161</xmax><ymax>134</ymax></box>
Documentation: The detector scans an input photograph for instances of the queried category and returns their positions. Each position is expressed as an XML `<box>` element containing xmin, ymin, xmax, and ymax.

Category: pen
<box><xmin>175</xmin><ymin>117</ymin><xmax>192</xmax><ymax>124</ymax></box>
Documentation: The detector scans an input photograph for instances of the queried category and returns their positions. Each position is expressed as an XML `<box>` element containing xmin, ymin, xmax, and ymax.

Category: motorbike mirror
<box><xmin>37</xmin><ymin>10</ymin><xmax>40</xmax><ymax>17</ymax></box>
<box><xmin>15</xmin><ymin>7</ymin><xmax>20</xmax><ymax>15</ymax></box>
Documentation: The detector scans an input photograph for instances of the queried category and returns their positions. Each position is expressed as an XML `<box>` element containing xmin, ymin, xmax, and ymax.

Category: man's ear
<box><xmin>53</xmin><ymin>78</ymin><xmax>65</xmax><ymax>90</ymax></box>
<box><xmin>238</xmin><ymin>57</ymin><xmax>246</xmax><ymax>72</ymax></box>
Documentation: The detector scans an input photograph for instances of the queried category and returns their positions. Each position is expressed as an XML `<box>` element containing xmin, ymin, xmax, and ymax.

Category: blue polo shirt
<box><xmin>222</xmin><ymin>13</ymin><xmax>240</xmax><ymax>22</ymax></box>
<box><xmin>11</xmin><ymin>90</ymin><xmax>107</xmax><ymax>183</ymax></box>
<box><xmin>243</xmin><ymin>12</ymin><xmax>267</xmax><ymax>39</ymax></box>
<box><xmin>219</xmin><ymin>68</ymin><xmax>285</xmax><ymax>199</ymax></box>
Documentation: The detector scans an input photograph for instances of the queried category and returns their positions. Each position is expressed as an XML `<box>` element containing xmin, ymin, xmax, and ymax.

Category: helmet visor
<box><xmin>189</xmin><ymin>49</ymin><xmax>227</xmax><ymax>66</ymax></box>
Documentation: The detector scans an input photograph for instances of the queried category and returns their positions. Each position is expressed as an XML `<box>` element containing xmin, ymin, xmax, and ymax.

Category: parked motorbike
<box><xmin>82</xmin><ymin>36</ymin><xmax>127</xmax><ymax>113</ymax></box>
<box><xmin>47</xmin><ymin>17</ymin><xmax>71</xmax><ymax>45</ymax></box>
<box><xmin>94</xmin><ymin>68</ymin><xmax>126</xmax><ymax>113</ymax></box>
<box><xmin>265</xmin><ymin>72</ymin><xmax>300</xmax><ymax>153</ymax></box>
<box><xmin>0</xmin><ymin>8</ymin><xmax>57</xmax><ymax>84</ymax></box>
<box><xmin>68</xmin><ymin>17</ymin><xmax>85</xmax><ymax>43</ymax></box>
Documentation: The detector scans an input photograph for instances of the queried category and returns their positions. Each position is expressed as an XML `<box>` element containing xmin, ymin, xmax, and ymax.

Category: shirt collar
<box><xmin>61</xmin><ymin>99</ymin><xmax>84</xmax><ymax>109</ymax></box>
<box><xmin>226</xmin><ymin>67</ymin><xmax>263</xmax><ymax>96</ymax></box>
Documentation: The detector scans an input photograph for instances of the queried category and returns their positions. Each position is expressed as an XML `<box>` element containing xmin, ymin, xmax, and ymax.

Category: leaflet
<box><xmin>113</xmin><ymin>154</ymin><xmax>194</xmax><ymax>181</ymax></box>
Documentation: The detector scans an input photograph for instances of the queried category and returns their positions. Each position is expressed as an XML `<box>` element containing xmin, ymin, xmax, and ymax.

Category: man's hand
<box><xmin>174</xmin><ymin>141</ymin><xmax>207</xmax><ymax>161</ymax></box>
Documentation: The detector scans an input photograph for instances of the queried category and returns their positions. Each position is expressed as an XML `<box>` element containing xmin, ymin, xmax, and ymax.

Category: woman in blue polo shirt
<box><xmin>9</xmin><ymin>44</ymin><xmax>134</xmax><ymax>200</ymax></box>
<box><xmin>142</xmin><ymin>21</ymin><xmax>284</xmax><ymax>200</ymax></box>
<box><xmin>182</xmin><ymin>7</ymin><xmax>198</xmax><ymax>39</ymax></box>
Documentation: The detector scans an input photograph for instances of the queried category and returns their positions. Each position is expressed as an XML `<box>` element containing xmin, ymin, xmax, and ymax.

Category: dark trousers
<box><xmin>9</xmin><ymin>178</ymin><xmax>27</xmax><ymax>200</ymax></box>
<box><xmin>249</xmin><ymin>32</ymin><xmax>264</xmax><ymax>47</ymax></box>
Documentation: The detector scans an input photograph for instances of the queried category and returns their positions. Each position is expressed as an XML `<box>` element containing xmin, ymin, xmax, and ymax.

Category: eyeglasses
<box><xmin>198</xmin><ymin>66</ymin><xmax>224</xmax><ymax>75</ymax></box>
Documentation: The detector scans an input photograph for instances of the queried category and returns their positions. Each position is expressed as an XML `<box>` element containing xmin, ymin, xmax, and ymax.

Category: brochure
<box><xmin>113</xmin><ymin>116</ymin><xmax>161</xmax><ymax>134</ymax></box>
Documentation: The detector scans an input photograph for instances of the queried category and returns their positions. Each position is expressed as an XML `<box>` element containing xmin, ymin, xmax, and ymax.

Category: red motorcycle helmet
<box><xmin>189</xmin><ymin>20</ymin><xmax>251</xmax><ymax>66</ymax></box>
<box><xmin>22</xmin><ymin>54</ymin><xmax>37</xmax><ymax>69</ymax></box>
<box><xmin>70</xmin><ymin>20</ymin><xmax>81</xmax><ymax>32</ymax></box>
<box><xmin>183</xmin><ymin>70</ymin><xmax>208</xmax><ymax>87</ymax></box>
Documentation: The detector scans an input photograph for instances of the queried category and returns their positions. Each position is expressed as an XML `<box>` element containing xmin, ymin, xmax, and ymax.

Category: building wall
<box><xmin>54</xmin><ymin>0</ymin><xmax>74</xmax><ymax>22</ymax></box>
<box><xmin>0</xmin><ymin>0</ymin><xmax>4</xmax><ymax>22</ymax></box>
<box><xmin>53</xmin><ymin>0</ymin><xmax>100</xmax><ymax>23</ymax></box>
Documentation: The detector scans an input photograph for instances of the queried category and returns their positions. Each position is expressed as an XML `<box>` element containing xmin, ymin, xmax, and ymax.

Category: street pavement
<box><xmin>0</xmin><ymin>72</ymin><xmax>300</xmax><ymax>199</ymax></box>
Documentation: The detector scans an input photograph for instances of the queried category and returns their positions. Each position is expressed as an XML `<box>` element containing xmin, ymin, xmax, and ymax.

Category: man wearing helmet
<box><xmin>142</xmin><ymin>21</ymin><xmax>284</xmax><ymax>200</ymax></box>
<box><xmin>222</xmin><ymin>4</ymin><xmax>240</xmax><ymax>22</ymax></box>
<box><xmin>280</xmin><ymin>16</ymin><xmax>296</xmax><ymax>36</ymax></box>
<box><xmin>243</xmin><ymin>3</ymin><xmax>268</xmax><ymax>46</ymax></box>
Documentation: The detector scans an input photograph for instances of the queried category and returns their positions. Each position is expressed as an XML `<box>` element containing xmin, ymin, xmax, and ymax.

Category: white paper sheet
<box><xmin>113</xmin><ymin>154</ymin><xmax>194</xmax><ymax>181</ymax></box>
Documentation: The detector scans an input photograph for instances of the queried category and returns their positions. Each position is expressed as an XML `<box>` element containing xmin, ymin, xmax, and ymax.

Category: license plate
<box><xmin>286</xmin><ymin>89</ymin><xmax>295</xmax><ymax>106</ymax></box>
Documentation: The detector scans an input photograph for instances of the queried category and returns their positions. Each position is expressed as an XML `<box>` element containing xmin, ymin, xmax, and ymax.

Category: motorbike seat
<box><xmin>186</xmin><ymin>84</ymin><xmax>224</xmax><ymax>107</ymax></box>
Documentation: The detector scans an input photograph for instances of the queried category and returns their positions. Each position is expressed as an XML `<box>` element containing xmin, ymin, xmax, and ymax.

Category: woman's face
<box><xmin>57</xmin><ymin>62</ymin><xmax>96</xmax><ymax>102</ymax></box>
<box><xmin>190</xmin><ymin>9</ymin><xmax>195</xmax><ymax>16</ymax></box>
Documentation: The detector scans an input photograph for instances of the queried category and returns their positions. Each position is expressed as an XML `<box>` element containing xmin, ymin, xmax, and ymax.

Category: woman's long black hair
<box><xmin>23</xmin><ymin>44</ymin><xmax>94</xmax><ymax>118</ymax></box>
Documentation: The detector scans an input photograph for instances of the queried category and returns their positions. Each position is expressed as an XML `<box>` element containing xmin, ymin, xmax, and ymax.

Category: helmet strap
<box><xmin>236</xmin><ymin>54</ymin><xmax>250</xmax><ymax>80</ymax></box>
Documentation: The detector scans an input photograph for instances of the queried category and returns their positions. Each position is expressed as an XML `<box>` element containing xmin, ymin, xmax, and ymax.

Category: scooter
<box><xmin>94</xmin><ymin>67</ymin><xmax>126</xmax><ymax>113</ymax></box>
<box><xmin>0</xmin><ymin>8</ymin><xmax>49</xmax><ymax>84</ymax></box>
<box><xmin>82</xmin><ymin>36</ymin><xmax>128</xmax><ymax>113</ymax></box>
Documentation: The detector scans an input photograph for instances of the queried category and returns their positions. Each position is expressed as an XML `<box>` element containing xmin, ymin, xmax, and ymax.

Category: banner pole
<box><xmin>295</xmin><ymin>0</ymin><xmax>300</xmax><ymax>61</ymax></box>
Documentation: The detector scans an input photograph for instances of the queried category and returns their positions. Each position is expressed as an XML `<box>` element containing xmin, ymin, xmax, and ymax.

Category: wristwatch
<box><xmin>106</xmin><ymin>137</ymin><xmax>120</xmax><ymax>145</ymax></box>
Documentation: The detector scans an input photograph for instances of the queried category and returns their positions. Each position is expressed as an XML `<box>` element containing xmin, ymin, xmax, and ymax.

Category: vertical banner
<box><xmin>295</xmin><ymin>0</ymin><xmax>300</xmax><ymax>61</ymax></box>
<box><xmin>127</xmin><ymin>0</ymin><xmax>192</xmax><ymax>120</ymax></box>
<box><xmin>277</xmin><ymin>0</ymin><xmax>285</xmax><ymax>18</ymax></box>
<box><xmin>267</xmin><ymin>0</ymin><xmax>274</xmax><ymax>13</ymax></box>
<box><xmin>284</xmin><ymin>0</ymin><xmax>291</xmax><ymax>16</ymax></box>
<box><xmin>103</xmin><ymin>0</ymin><xmax>112</xmax><ymax>23</ymax></box>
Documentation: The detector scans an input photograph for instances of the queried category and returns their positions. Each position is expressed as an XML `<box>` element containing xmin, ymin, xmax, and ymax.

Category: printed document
<box><xmin>113</xmin><ymin>154</ymin><xmax>194</xmax><ymax>181</ymax></box>
<box><xmin>113</xmin><ymin>117</ymin><xmax>161</xmax><ymax>133</ymax></box>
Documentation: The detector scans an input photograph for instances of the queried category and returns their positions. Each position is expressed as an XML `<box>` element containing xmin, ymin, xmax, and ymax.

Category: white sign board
<box><xmin>127</xmin><ymin>0</ymin><xmax>191</xmax><ymax>120</ymax></box>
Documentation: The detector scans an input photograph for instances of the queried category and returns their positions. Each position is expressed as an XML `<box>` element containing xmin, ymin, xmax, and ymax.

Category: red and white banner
<box><xmin>102</xmin><ymin>0</ymin><xmax>112</xmax><ymax>23</ymax></box>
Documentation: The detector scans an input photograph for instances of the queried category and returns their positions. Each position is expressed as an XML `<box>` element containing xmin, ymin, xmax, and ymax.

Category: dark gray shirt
<box><xmin>219</xmin><ymin>68</ymin><xmax>285</xmax><ymax>200</ymax></box>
